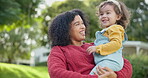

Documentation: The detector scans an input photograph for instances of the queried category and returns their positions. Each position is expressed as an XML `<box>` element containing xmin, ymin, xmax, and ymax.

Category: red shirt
<box><xmin>47</xmin><ymin>43</ymin><xmax>132</xmax><ymax>78</ymax></box>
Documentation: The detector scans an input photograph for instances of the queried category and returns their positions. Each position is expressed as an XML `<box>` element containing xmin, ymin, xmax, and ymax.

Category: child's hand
<box><xmin>86</xmin><ymin>46</ymin><xmax>96</xmax><ymax>54</ymax></box>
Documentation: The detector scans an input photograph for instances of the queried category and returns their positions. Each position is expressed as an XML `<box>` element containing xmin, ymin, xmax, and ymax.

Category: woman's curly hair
<box><xmin>48</xmin><ymin>9</ymin><xmax>89</xmax><ymax>47</ymax></box>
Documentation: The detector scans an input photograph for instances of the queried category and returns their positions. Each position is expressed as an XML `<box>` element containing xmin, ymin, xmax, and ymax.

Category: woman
<box><xmin>47</xmin><ymin>9</ymin><xmax>132</xmax><ymax>78</ymax></box>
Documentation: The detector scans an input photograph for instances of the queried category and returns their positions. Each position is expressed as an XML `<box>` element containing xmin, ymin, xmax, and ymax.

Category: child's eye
<box><xmin>107</xmin><ymin>12</ymin><xmax>110</xmax><ymax>14</ymax></box>
<box><xmin>99</xmin><ymin>13</ymin><xmax>103</xmax><ymax>16</ymax></box>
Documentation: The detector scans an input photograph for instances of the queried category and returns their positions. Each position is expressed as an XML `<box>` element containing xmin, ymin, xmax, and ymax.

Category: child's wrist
<box><xmin>95</xmin><ymin>46</ymin><xmax>100</xmax><ymax>53</ymax></box>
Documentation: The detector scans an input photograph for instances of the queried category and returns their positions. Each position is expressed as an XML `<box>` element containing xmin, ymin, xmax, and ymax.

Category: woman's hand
<box><xmin>86</xmin><ymin>46</ymin><xmax>96</xmax><ymax>54</ymax></box>
<box><xmin>94</xmin><ymin>66</ymin><xmax>117</xmax><ymax>78</ymax></box>
<box><xmin>102</xmin><ymin>67</ymin><xmax>117</xmax><ymax>78</ymax></box>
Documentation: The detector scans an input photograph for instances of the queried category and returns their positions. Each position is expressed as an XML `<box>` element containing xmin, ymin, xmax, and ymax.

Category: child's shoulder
<box><xmin>108</xmin><ymin>24</ymin><xmax>124</xmax><ymax>30</ymax></box>
<box><xmin>107</xmin><ymin>24</ymin><xmax>124</xmax><ymax>32</ymax></box>
<box><xmin>109</xmin><ymin>24</ymin><xmax>123</xmax><ymax>28</ymax></box>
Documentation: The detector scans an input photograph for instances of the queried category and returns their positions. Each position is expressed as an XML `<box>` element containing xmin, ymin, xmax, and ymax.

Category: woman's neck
<box><xmin>71</xmin><ymin>41</ymin><xmax>83</xmax><ymax>46</ymax></box>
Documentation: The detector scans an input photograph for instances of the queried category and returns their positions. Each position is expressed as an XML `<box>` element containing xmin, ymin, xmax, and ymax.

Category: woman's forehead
<box><xmin>72</xmin><ymin>15</ymin><xmax>82</xmax><ymax>23</ymax></box>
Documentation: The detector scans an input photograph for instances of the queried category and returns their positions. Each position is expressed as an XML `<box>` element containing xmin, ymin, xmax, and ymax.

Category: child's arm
<box><xmin>96</xmin><ymin>25</ymin><xmax>124</xmax><ymax>55</ymax></box>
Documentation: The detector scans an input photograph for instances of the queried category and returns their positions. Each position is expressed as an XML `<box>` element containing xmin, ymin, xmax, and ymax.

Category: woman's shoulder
<box><xmin>50</xmin><ymin>46</ymin><xmax>62</xmax><ymax>52</ymax></box>
<box><xmin>51</xmin><ymin>45</ymin><xmax>70</xmax><ymax>51</ymax></box>
<box><xmin>50</xmin><ymin>46</ymin><xmax>69</xmax><ymax>55</ymax></box>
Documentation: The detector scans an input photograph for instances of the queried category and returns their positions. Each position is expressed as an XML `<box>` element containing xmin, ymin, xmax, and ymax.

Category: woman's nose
<box><xmin>81</xmin><ymin>24</ymin><xmax>86</xmax><ymax>29</ymax></box>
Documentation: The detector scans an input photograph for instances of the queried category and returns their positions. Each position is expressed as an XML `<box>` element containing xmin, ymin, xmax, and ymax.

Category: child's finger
<box><xmin>86</xmin><ymin>48</ymin><xmax>90</xmax><ymax>52</ymax></box>
<box><xmin>87</xmin><ymin>47</ymin><xmax>91</xmax><ymax>51</ymax></box>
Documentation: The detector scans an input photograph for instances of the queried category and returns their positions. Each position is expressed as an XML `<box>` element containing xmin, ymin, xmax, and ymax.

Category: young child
<box><xmin>86</xmin><ymin>0</ymin><xmax>131</xmax><ymax>75</ymax></box>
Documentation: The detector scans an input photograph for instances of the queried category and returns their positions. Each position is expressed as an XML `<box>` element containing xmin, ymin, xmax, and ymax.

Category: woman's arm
<box><xmin>47</xmin><ymin>46</ymin><xmax>98</xmax><ymax>78</ymax></box>
<box><xmin>115</xmin><ymin>58</ymin><xmax>133</xmax><ymax>78</ymax></box>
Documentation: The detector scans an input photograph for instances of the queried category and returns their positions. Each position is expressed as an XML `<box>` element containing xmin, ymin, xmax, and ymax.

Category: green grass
<box><xmin>0</xmin><ymin>63</ymin><xmax>50</xmax><ymax>78</ymax></box>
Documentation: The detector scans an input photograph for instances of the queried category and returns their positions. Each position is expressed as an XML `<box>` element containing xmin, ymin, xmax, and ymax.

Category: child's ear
<box><xmin>117</xmin><ymin>14</ymin><xmax>122</xmax><ymax>20</ymax></box>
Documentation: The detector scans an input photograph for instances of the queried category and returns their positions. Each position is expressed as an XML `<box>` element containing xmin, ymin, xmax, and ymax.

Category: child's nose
<box><xmin>102</xmin><ymin>14</ymin><xmax>107</xmax><ymax>17</ymax></box>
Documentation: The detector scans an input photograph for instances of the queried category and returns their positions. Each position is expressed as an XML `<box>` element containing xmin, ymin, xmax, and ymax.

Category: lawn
<box><xmin>0</xmin><ymin>63</ymin><xmax>49</xmax><ymax>78</ymax></box>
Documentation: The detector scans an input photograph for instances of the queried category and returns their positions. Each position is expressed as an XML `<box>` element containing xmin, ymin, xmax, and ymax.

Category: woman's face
<box><xmin>70</xmin><ymin>15</ymin><xmax>86</xmax><ymax>45</ymax></box>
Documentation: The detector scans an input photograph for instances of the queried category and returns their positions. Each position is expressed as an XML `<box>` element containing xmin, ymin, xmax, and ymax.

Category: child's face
<box><xmin>99</xmin><ymin>4</ymin><xmax>121</xmax><ymax>28</ymax></box>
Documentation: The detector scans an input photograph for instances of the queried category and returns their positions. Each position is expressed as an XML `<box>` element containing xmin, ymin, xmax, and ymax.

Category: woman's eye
<box><xmin>75</xmin><ymin>23</ymin><xmax>79</xmax><ymax>26</ymax></box>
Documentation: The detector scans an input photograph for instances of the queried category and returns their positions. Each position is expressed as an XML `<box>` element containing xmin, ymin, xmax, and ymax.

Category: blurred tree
<box><xmin>123</xmin><ymin>0</ymin><xmax>148</xmax><ymax>42</ymax></box>
<box><xmin>0</xmin><ymin>19</ymin><xmax>43</xmax><ymax>63</ymax></box>
<box><xmin>0</xmin><ymin>27</ymin><xmax>31</xmax><ymax>63</ymax></box>
<box><xmin>0</xmin><ymin>0</ymin><xmax>20</xmax><ymax>25</ymax></box>
<box><xmin>0</xmin><ymin>0</ymin><xmax>43</xmax><ymax>63</ymax></box>
<box><xmin>0</xmin><ymin>0</ymin><xmax>41</xmax><ymax>26</ymax></box>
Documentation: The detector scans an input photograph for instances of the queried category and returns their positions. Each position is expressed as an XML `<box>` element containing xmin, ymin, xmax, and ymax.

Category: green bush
<box><xmin>125</xmin><ymin>54</ymin><xmax>148</xmax><ymax>78</ymax></box>
<box><xmin>35</xmin><ymin>62</ymin><xmax>47</xmax><ymax>66</ymax></box>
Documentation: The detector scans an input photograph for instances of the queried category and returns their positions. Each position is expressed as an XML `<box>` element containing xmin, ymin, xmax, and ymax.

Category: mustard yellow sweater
<box><xmin>96</xmin><ymin>25</ymin><xmax>125</xmax><ymax>55</ymax></box>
